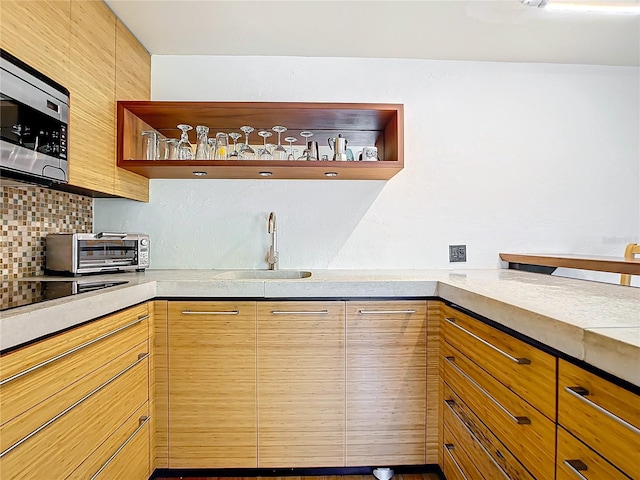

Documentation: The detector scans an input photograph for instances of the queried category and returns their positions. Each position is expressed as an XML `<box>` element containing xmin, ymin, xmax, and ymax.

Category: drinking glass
<box><xmin>214</xmin><ymin>132</ymin><xmax>229</xmax><ymax>160</ymax></box>
<box><xmin>271</xmin><ymin>126</ymin><xmax>288</xmax><ymax>160</ymax></box>
<box><xmin>163</xmin><ymin>138</ymin><xmax>179</xmax><ymax>160</ymax></box>
<box><xmin>285</xmin><ymin>136</ymin><xmax>297</xmax><ymax>160</ymax></box>
<box><xmin>239</xmin><ymin>126</ymin><xmax>256</xmax><ymax>160</ymax></box>
<box><xmin>228</xmin><ymin>132</ymin><xmax>242</xmax><ymax>159</ymax></box>
<box><xmin>176</xmin><ymin>124</ymin><xmax>193</xmax><ymax>160</ymax></box>
<box><xmin>257</xmin><ymin>130</ymin><xmax>273</xmax><ymax>160</ymax></box>
<box><xmin>195</xmin><ymin>125</ymin><xmax>210</xmax><ymax>160</ymax></box>
<box><xmin>297</xmin><ymin>131</ymin><xmax>314</xmax><ymax>161</ymax></box>
<box><xmin>208</xmin><ymin>138</ymin><xmax>216</xmax><ymax>159</ymax></box>
<box><xmin>141</xmin><ymin>131</ymin><xmax>159</xmax><ymax>160</ymax></box>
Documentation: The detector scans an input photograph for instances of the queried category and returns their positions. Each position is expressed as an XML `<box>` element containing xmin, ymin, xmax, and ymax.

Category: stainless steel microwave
<box><xmin>45</xmin><ymin>233</ymin><xmax>150</xmax><ymax>275</ymax></box>
<box><xmin>0</xmin><ymin>49</ymin><xmax>69</xmax><ymax>184</ymax></box>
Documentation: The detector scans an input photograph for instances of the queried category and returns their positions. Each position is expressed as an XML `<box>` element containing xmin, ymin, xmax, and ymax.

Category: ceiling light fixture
<box><xmin>258</xmin><ymin>171</ymin><xmax>273</xmax><ymax>177</ymax></box>
<box><xmin>192</xmin><ymin>171</ymin><xmax>207</xmax><ymax>177</ymax></box>
<box><xmin>521</xmin><ymin>0</ymin><xmax>640</xmax><ymax>13</ymax></box>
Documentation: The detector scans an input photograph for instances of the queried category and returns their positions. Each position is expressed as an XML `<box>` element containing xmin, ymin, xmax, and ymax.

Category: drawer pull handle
<box><xmin>271</xmin><ymin>310</ymin><xmax>329</xmax><ymax>315</ymax></box>
<box><xmin>181</xmin><ymin>310</ymin><xmax>239</xmax><ymax>315</ymax></box>
<box><xmin>445</xmin><ymin>356</ymin><xmax>531</xmax><ymax>425</ymax></box>
<box><xmin>563</xmin><ymin>459</ymin><xmax>588</xmax><ymax>480</ymax></box>
<box><xmin>0</xmin><ymin>315</ymin><xmax>149</xmax><ymax>387</ymax></box>
<box><xmin>359</xmin><ymin>310</ymin><xmax>416</xmax><ymax>315</ymax></box>
<box><xmin>444</xmin><ymin>399</ymin><xmax>510</xmax><ymax>480</ymax></box>
<box><xmin>565</xmin><ymin>386</ymin><xmax>640</xmax><ymax>436</ymax></box>
<box><xmin>0</xmin><ymin>352</ymin><xmax>149</xmax><ymax>459</ymax></box>
<box><xmin>90</xmin><ymin>415</ymin><xmax>151</xmax><ymax>480</ymax></box>
<box><xmin>444</xmin><ymin>443</ymin><xmax>469</xmax><ymax>480</ymax></box>
<box><xmin>444</xmin><ymin>317</ymin><xmax>531</xmax><ymax>365</ymax></box>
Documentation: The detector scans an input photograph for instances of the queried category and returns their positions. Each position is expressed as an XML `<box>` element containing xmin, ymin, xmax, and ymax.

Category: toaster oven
<box><xmin>45</xmin><ymin>233</ymin><xmax>149</xmax><ymax>275</ymax></box>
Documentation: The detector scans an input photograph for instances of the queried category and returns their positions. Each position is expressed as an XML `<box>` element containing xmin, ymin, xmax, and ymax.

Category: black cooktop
<box><xmin>1</xmin><ymin>280</ymin><xmax>129</xmax><ymax>312</ymax></box>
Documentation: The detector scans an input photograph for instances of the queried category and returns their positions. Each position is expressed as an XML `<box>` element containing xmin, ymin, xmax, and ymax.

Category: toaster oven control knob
<box><xmin>141</xmin><ymin>238</ymin><xmax>149</xmax><ymax>246</ymax></box>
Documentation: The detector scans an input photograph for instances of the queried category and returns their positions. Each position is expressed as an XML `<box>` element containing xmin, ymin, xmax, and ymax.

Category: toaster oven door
<box><xmin>77</xmin><ymin>238</ymin><xmax>138</xmax><ymax>270</ymax></box>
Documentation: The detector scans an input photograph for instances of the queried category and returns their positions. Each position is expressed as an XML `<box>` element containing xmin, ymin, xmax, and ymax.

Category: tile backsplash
<box><xmin>1</xmin><ymin>186</ymin><xmax>93</xmax><ymax>280</ymax></box>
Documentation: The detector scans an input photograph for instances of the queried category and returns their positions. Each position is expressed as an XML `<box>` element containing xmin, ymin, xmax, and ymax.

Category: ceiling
<box><xmin>105</xmin><ymin>0</ymin><xmax>640</xmax><ymax>66</ymax></box>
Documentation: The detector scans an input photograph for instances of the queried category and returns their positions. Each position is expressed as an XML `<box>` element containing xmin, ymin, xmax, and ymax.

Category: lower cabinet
<box><xmin>167</xmin><ymin>301</ymin><xmax>257</xmax><ymax>468</ymax></box>
<box><xmin>346</xmin><ymin>301</ymin><xmax>427</xmax><ymax>466</ymax></box>
<box><xmin>257</xmin><ymin>301</ymin><xmax>345</xmax><ymax>467</ymax></box>
<box><xmin>0</xmin><ymin>302</ymin><xmax>152</xmax><ymax>480</ymax></box>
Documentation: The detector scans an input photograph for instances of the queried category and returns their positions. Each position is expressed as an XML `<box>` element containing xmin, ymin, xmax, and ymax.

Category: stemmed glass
<box><xmin>284</xmin><ymin>136</ymin><xmax>297</xmax><ymax>160</ymax></box>
<box><xmin>176</xmin><ymin>124</ymin><xmax>193</xmax><ymax>160</ymax></box>
<box><xmin>228</xmin><ymin>132</ymin><xmax>242</xmax><ymax>159</ymax></box>
<box><xmin>239</xmin><ymin>126</ymin><xmax>256</xmax><ymax>160</ymax></box>
<box><xmin>271</xmin><ymin>126</ymin><xmax>288</xmax><ymax>160</ymax></box>
<box><xmin>257</xmin><ymin>130</ymin><xmax>273</xmax><ymax>160</ymax></box>
<box><xmin>297</xmin><ymin>131</ymin><xmax>314</xmax><ymax>161</ymax></box>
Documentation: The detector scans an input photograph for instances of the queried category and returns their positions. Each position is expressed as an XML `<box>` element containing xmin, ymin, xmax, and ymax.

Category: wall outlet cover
<box><xmin>449</xmin><ymin>245</ymin><xmax>467</xmax><ymax>262</ymax></box>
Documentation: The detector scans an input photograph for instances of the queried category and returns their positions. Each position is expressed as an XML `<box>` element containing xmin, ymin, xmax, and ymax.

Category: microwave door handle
<box><xmin>95</xmin><ymin>232</ymin><xmax>128</xmax><ymax>239</ymax></box>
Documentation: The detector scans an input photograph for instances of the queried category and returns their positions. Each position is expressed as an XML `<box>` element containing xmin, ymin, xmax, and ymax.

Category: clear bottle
<box><xmin>195</xmin><ymin>125</ymin><xmax>210</xmax><ymax>160</ymax></box>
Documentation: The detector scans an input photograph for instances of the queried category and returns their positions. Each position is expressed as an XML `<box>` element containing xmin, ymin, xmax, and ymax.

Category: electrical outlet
<box><xmin>449</xmin><ymin>245</ymin><xmax>467</xmax><ymax>263</ymax></box>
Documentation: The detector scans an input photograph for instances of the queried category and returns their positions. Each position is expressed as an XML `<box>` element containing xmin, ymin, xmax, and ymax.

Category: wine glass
<box><xmin>284</xmin><ymin>136</ymin><xmax>297</xmax><ymax>160</ymax></box>
<box><xmin>257</xmin><ymin>130</ymin><xmax>273</xmax><ymax>160</ymax></box>
<box><xmin>228</xmin><ymin>132</ymin><xmax>242</xmax><ymax>159</ymax></box>
<box><xmin>297</xmin><ymin>131</ymin><xmax>314</xmax><ymax>161</ymax></box>
<box><xmin>176</xmin><ymin>124</ymin><xmax>193</xmax><ymax>160</ymax></box>
<box><xmin>239</xmin><ymin>126</ymin><xmax>256</xmax><ymax>160</ymax></box>
<box><xmin>271</xmin><ymin>126</ymin><xmax>288</xmax><ymax>160</ymax></box>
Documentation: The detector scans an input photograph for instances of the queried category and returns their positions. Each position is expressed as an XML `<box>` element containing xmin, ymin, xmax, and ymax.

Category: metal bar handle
<box><xmin>90</xmin><ymin>415</ymin><xmax>151</xmax><ymax>480</ymax></box>
<box><xmin>563</xmin><ymin>460</ymin><xmax>589</xmax><ymax>480</ymax></box>
<box><xmin>445</xmin><ymin>356</ymin><xmax>531</xmax><ymax>425</ymax></box>
<box><xmin>565</xmin><ymin>386</ymin><xmax>640</xmax><ymax>436</ymax></box>
<box><xmin>359</xmin><ymin>310</ymin><xmax>416</xmax><ymax>315</ymax></box>
<box><xmin>271</xmin><ymin>310</ymin><xmax>329</xmax><ymax>315</ymax></box>
<box><xmin>0</xmin><ymin>352</ymin><xmax>149</xmax><ymax>458</ymax></box>
<box><xmin>0</xmin><ymin>315</ymin><xmax>149</xmax><ymax>387</ymax></box>
<box><xmin>444</xmin><ymin>317</ymin><xmax>531</xmax><ymax>365</ymax></box>
<box><xmin>444</xmin><ymin>443</ymin><xmax>468</xmax><ymax>480</ymax></box>
<box><xmin>181</xmin><ymin>310</ymin><xmax>239</xmax><ymax>315</ymax></box>
<box><xmin>95</xmin><ymin>232</ymin><xmax>127</xmax><ymax>238</ymax></box>
<box><xmin>444</xmin><ymin>400</ymin><xmax>510</xmax><ymax>480</ymax></box>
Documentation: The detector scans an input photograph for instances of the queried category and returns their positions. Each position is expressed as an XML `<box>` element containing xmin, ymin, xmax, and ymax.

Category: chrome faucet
<box><xmin>267</xmin><ymin>212</ymin><xmax>278</xmax><ymax>270</ymax></box>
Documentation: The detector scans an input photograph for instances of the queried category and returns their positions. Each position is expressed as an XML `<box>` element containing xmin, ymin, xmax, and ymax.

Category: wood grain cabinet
<box><xmin>257</xmin><ymin>301</ymin><xmax>346</xmax><ymax>468</ymax></box>
<box><xmin>441</xmin><ymin>304</ymin><xmax>557</xmax><ymax>480</ymax></box>
<box><xmin>557</xmin><ymin>359</ymin><xmax>640</xmax><ymax>479</ymax></box>
<box><xmin>0</xmin><ymin>302</ymin><xmax>152</xmax><ymax>480</ymax></box>
<box><xmin>0</xmin><ymin>0</ymin><xmax>149</xmax><ymax>201</ymax></box>
<box><xmin>346</xmin><ymin>301</ymin><xmax>427</xmax><ymax>466</ymax></box>
<box><xmin>167</xmin><ymin>301</ymin><xmax>257</xmax><ymax>468</ymax></box>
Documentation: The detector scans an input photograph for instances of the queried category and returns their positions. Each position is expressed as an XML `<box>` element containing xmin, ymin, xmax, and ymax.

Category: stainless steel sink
<box><xmin>215</xmin><ymin>270</ymin><xmax>312</xmax><ymax>280</ymax></box>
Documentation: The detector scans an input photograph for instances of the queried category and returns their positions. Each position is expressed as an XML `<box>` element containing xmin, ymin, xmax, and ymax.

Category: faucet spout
<box><xmin>267</xmin><ymin>212</ymin><xmax>278</xmax><ymax>270</ymax></box>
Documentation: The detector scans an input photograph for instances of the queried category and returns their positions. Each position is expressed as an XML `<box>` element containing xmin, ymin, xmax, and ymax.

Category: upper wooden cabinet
<box><xmin>117</xmin><ymin>101</ymin><xmax>404</xmax><ymax>180</ymax></box>
<box><xmin>0</xmin><ymin>0</ymin><xmax>150</xmax><ymax>201</ymax></box>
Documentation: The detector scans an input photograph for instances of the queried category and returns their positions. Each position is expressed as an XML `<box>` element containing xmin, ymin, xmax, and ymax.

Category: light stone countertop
<box><xmin>2</xmin><ymin>268</ymin><xmax>638</xmax><ymax>386</ymax></box>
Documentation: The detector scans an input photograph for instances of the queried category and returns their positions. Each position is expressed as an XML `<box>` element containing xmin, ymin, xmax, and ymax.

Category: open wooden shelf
<box><xmin>117</xmin><ymin>101</ymin><xmax>404</xmax><ymax>180</ymax></box>
<box><xmin>500</xmin><ymin>253</ymin><xmax>640</xmax><ymax>276</ymax></box>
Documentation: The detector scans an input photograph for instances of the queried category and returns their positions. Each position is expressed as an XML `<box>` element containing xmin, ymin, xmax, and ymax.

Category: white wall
<box><xmin>95</xmin><ymin>56</ymin><xmax>640</xmax><ymax>271</ymax></box>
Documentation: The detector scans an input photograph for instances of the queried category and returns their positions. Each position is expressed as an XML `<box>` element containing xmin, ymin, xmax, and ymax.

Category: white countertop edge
<box><xmin>1</xmin><ymin>270</ymin><xmax>638</xmax><ymax>387</ymax></box>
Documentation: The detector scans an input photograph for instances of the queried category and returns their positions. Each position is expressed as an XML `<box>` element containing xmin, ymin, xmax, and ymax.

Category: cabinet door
<box><xmin>67</xmin><ymin>0</ymin><xmax>116</xmax><ymax>195</ymax></box>
<box><xmin>346</xmin><ymin>301</ymin><xmax>427</xmax><ymax>466</ymax></box>
<box><xmin>0</xmin><ymin>0</ymin><xmax>70</xmax><ymax>86</ymax></box>
<box><xmin>257</xmin><ymin>301</ymin><xmax>345</xmax><ymax>467</ymax></box>
<box><xmin>168</xmin><ymin>301</ymin><xmax>257</xmax><ymax>468</ymax></box>
<box><xmin>113</xmin><ymin>18</ymin><xmax>150</xmax><ymax>202</ymax></box>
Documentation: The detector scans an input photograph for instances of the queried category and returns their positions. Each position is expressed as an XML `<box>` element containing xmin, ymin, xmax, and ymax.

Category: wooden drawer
<box><xmin>68</xmin><ymin>402</ymin><xmax>150</xmax><ymax>479</ymax></box>
<box><xmin>556</xmin><ymin>426</ymin><xmax>629</xmax><ymax>480</ymax></box>
<box><xmin>0</xmin><ymin>350</ymin><xmax>148</xmax><ymax>479</ymax></box>
<box><xmin>443</xmin><ymin>426</ymin><xmax>483</xmax><ymax>480</ymax></box>
<box><xmin>443</xmin><ymin>341</ymin><xmax>555</xmax><ymax>480</ymax></box>
<box><xmin>0</xmin><ymin>303</ymin><xmax>149</xmax><ymax>426</ymax></box>
<box><xmin>442</xmin><ymin>304</ymin><xmax>556</xmax><ymax>420</ymax></box>
<box><xmin>346</xmin><ymin>300</ymin><xmax>426</xmax><ymax>466</ymax></box>
<box><xmin>443</xmin><ymin>384</ymin><xmax>535</xmax><ymax>480</ymax></box>
<box><xmin>558</xmin><ymin>359</ymin><xmax>640</xmax><ymax>479</ymax></box>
